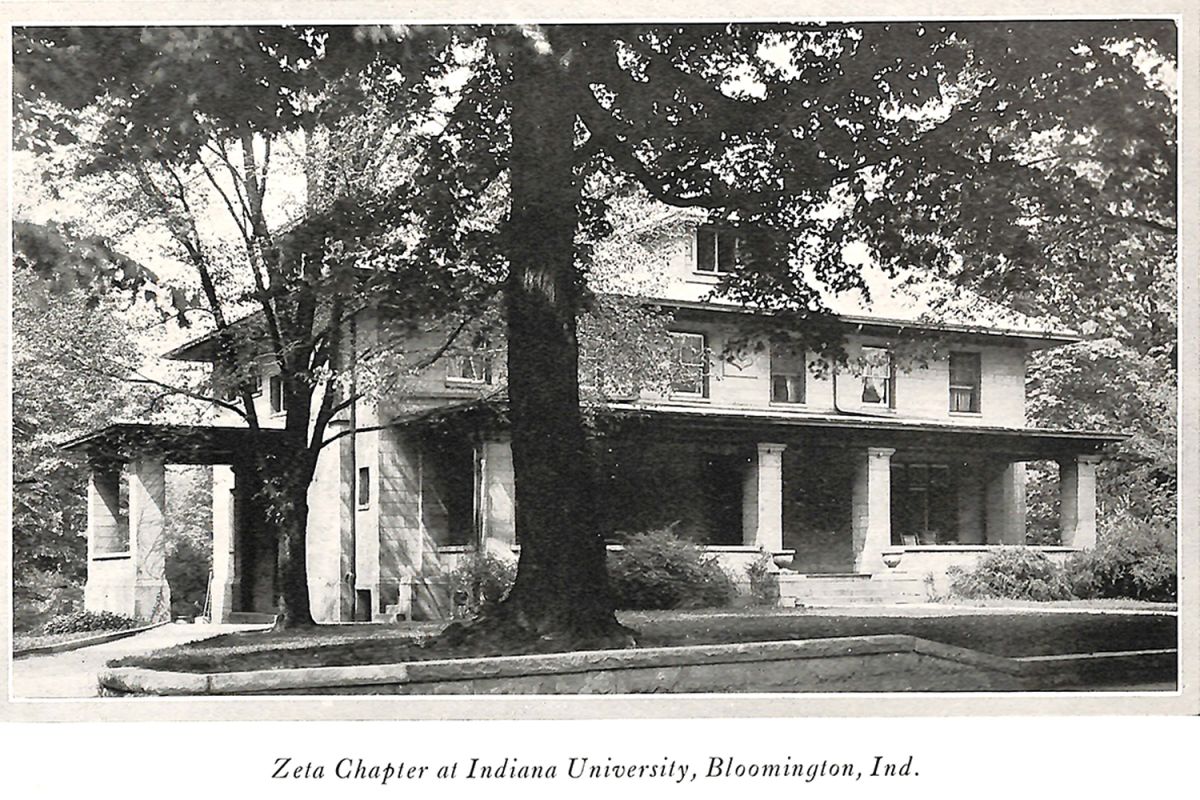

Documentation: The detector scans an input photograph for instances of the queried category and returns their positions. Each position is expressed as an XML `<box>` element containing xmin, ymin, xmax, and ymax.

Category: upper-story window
<box><xmin>669</xmin><ymin>332</ymin><xmax>710</xmax><ymax>398</ymax></box>
<box><xmin>770</xmin><ymin>346</ymin><xmax>806</xmax><ymax>404</ymax></box>
<box><xmin>860</xmin><ymin>346</ymin><xmax>895</xmax><ymax>408</ymax></box>
<box><xmin>446</xmin><ymin>353</ymin><xmax>493</xmax><ymax>385</ymax></box>
<box><xmin>949</xmin><ymin>352</ymin><xmax>982</xmax><ymax>413</ymax></box>
<box><xmin>696</xmin><ymin>226</ymin><xmax>743</xmax><ymax>274</ymax></box>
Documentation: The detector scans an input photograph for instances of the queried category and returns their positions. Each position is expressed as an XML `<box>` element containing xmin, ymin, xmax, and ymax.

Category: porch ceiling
<box><xmin>60</xmin><ymin>423</ymin><xmax>296</xmax><ymax>465</ymax></box>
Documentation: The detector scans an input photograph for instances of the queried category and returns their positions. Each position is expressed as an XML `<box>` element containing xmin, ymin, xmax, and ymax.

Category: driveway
<box><xmin>10</xmin><ymin>622</ymin><xmax>268</xmax><ymax>699</ymax></box>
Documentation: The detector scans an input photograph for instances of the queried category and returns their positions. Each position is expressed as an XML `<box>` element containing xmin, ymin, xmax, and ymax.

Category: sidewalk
<box><xmin>10</xmin><ymin>621</ymin><xmax>268</xmax><ymax>699</ymax></box>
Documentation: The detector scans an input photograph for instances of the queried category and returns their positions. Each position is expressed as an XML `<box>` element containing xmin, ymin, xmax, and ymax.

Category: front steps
<box><xmin>777</xmin><ymin>572</ymin><xmax>927</xmax><ymax>606</ymax></box>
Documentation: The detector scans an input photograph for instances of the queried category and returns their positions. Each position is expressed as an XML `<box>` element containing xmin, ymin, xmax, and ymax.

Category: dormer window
<box><xmin>696</xmin><ymin>226</ymin><xmax>743</xmax><ymax>274</ymax></box>
<box><xmin>860</xmin><ymin>346</ymin><xmax>895</xmax><ymax>408</ymax></box>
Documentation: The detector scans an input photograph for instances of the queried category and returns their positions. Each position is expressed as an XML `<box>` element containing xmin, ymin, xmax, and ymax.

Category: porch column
<box><xmin>209</xmin><ymin>465</ymin><xmax>237</xmax><ymax>623</ymax></box>
<box><xmin>956</xmin><ymin>463</ymin><xmax>986</xmax><ymax>544</ymax></box>
<box><xmin>742</xmin><ymin>443</ymin><xmax>786</xmax><ymax>551</ymax></box>
<box><xmin>1059</xmin><ymin>455</ymin><xmax>1101</xmax><ymax>550</ymax></box>
<box><xmin>985</xmin><ymin>460</ymin><xmax>1027</xmax><ymax>545</ymax></box>
<box><xmin>478</xmin><ymin>436</ymin><xmax>516</xmax><ymax>548</ymax></box>
<box><xmin>129</xmin><ymin>458</ymin><xmax>171</xmax><ymax>622</ymax></box>
<box><xmin>852</xmin><ymin>447</ymin><xmax>894</xmax><ymax>574</ymax></box>
<box><xmin>83</xmin><ymin>463</ymin><xmax>128</xmax><ymax>615</ymax></box>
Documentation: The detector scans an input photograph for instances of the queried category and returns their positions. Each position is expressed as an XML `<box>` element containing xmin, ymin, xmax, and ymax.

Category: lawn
<box><xmin>106</xmin><ymin>607</ymin><xmax>1178</xmax><ymax>674</ymax></box>
<box><xmin>14</xmin><ymin>630</ymin><xmax>116</xmax><ymax>652</ymax></box>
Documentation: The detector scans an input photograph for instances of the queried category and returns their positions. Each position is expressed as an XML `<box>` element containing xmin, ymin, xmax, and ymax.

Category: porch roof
<box><xmin>595</xmin><ymin>403</ymin><xmax>1126</xmax><ymax>459</ymax></box>
<box><xmin>60</xmin><ymin>422</ymin><xmax>295</xmax><ymax>465</ymax></box>
<box><xmin>395</xmin><ymin>399</ymin><xmax>1126</xmax><ymax>461</ymax></box>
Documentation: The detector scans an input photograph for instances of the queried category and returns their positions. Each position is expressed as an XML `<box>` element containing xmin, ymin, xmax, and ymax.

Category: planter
<box><xmin>881</xmin><ymin>550</ymin><xmax>904</xmax><ymax>569</ymax></box>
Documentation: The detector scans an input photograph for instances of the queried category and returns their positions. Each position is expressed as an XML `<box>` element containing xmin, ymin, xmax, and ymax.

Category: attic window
<box><xmin>696</xmin><ymin>227</ymin><xmax>742</xmax><ymax>274</ymax></box>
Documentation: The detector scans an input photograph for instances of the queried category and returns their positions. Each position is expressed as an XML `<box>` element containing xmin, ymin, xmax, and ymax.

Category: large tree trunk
<box><xmin>257</xmin><ymin>441</ymin><xmax>317</xmax><ymax>628</ymax></box>
<box><xmin>447</xmin><ymin>37</ymin><xmax>631</xmax><ymax>649</ymax></box>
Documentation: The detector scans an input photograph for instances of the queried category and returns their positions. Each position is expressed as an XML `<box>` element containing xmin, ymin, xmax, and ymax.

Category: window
<box><xmin>891</xmin><ymin>463</ymin><xmax>955</xmax><ymax>545</ymax></box>
<box><xmin>860</xmin><ymin>346</ymin><xmax>894</xmax><ymax>407</ymax></box>
<box><xmin>770</xmin><ymin>346</ymin><xmax>806</xmax><ymax>404</ymax></box>
<box><xmin>446</xmin><ymin>353</ymin><xmax>493</xmax><ymax>385</ymax></box>
<box><xmin>269</xmin><ymin>374</ymin><xmax>285</xmax><ymax>414</ymax></box>
<box><xmin>949</xmin><ymin>352</ymin><xmax>981</xmax><ymax>413</ymax></box>
<box><xmin>696</xmin><ymin>227</ymin><xmax>743</xmax><ymax>274</ymax></box>
<box><xmin>357</xmin><ymin>466</ymin><xmax>371</xmax><ymax>509</ymax></box>
<box><xmin>670</xmin><ymin>332</ymin><xmax>709</xmax><ymax>398</ymax></box>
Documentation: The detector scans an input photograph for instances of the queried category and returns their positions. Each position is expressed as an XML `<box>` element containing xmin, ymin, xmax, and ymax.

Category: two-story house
<box><xmin>66</xmin><ymin>212</ymin><xmax>1124</xmax><ymax>622</ymax></box>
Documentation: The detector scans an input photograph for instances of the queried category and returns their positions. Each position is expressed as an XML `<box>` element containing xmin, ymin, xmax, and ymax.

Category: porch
<box><xmin>62</xmin><ymin>423</ymin><xmax>294</xmax><ymax>622</ymax></box>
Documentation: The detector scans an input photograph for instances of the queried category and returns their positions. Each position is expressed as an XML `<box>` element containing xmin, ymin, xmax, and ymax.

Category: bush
<box><xmin>745</xmin><ymin>552</ymin><xmax>781</xmax><ymax>606</ymax></box>
<box><xmin>607</xmin><ymin>528</ymin><xmax>737</xmax><ymax>610</ymax></box>
<box><xmin>448</xmin><ymin>552</ymin><xmax>517</xmax><ymax>619</ymax></box>
<box><xmin>947</xmin><ymin>547</ymin><xmax>1074</xmax><ymax>601</ymax></box>
<box><xmin>1065</xmin><ymin>517</ymin><xmax>1177</xmax><ymax>602</ymax></box>
<box><xmin>42</xmin><ymin>609</ymin><xmax>138</xmax><ymax>635</ymax></box>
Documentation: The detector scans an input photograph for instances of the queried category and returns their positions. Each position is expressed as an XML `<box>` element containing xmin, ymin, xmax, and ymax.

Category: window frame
<box><xmin>859</xmin><ymin>345</ymin><xmax>895</xmax><ymax>408</ymax></box>
<box><xmin>445</xmin><ymin>352</ymin><xmax>493</xmax><ymax>386</ymax></box>
<box><xmin>268</xmin><ymin>374</ymin><xmax>285</xmax><ymax>415</ymax></box>
<box><xmin>948</xmin><ymin>351</ymin><xmax>982</xmax><ymax>414</ymax></box>
<box><xmin>695</xmin><ymin>226</ymin><xmax>743</xmax><ymax>275</ymax></box>
<box><xmin>769</xmin><ymin>345</ymin><xmax>807</xmax><ymax>405</ymax></box>
<box><xmin>669</xmin><ymin>331</ymin><xmax>710</xmax><ymax>399</ymax></box>
<box><xmin>357</xmin><ymin>465</ymin><xmax>371</xmax><ymax>510</ymax></box>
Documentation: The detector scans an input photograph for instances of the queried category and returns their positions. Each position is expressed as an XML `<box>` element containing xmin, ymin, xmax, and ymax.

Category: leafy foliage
<box><xmin>745</xmin><ymin>552</ymin><xmax>782</xmax><ymax>607</ymax></box>
<box><xmin>947</xmin><ymin>548</ymin><xmax>1075</xmax><ymax>601</ymax></box>
<box><xmin>1065</xmin><ymin>512</ymin><xmax>1177</xmax><ymax>602</ymax></box>
<box><xmin>607</xmin><ymin>528</ymin><xmax>737</xmax><ymax>610</ymax></box>
<box><xmin>42</xmin><ymin>609</ymin><xmax>138</xmax><ymax>635</ymax></box>
<box><xmin>448</xmin><ymin>552</ymin><xmax>518</xmax><ymax>619</ymax></box>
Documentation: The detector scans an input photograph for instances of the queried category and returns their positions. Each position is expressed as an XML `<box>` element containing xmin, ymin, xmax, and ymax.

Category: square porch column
<box><xmin>478</xmin><ymin>436</ymin><xmax>516</xmax><ymax>548</ymax></box>
<box><xmin>852</xmin><ymin>447</ymin><xmax>894</xmax><ymax>574</ymax></box>
<box><xmin>129</xmin><ymin>458</ymin><xmax>171</xmax><ymax>622</ymax></box>
<box><xmin>83</xmin><ymin>463</ymin><xmax>129</xmax><ymax>615</ymax></box>
<box><xmin>985</xmin><ymin>460</ymin><xmax>1027</xmax><ymax>545</ymax></box>
<box><xmin>209</xmin><ymin>465</ymin><xmax>237</xmax><ymax>623</ymax></box>
<box><xmin>742</xmin><ymin>443</ymin><xmax>786</xmax><ymax>551</ymax></box>
<box><xmin>1059</xmin><ymin>455</ymin><xmax>1101</xmax><ymax>550</ymax></box>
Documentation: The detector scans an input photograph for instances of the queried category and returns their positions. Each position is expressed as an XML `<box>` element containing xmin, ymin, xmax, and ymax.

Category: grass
<box><xmin>14</xmin><ymin>630</ymin><xmax>117</xmax><ymax>651</ymax></box>
<box><xmin>107</xmin><ymin>607</ymin><xmax>1178</xmax><ymax>674</ymax></box>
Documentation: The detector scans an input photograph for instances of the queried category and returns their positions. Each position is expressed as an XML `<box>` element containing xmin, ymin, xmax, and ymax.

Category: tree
<box><xmin>14</xmin><ymin>21</ymin><xmax>1175</xmax><ymax>643</ymax></box>
<box><xmin>10</xmin><ymin>270</ymin><xmax>155</xmax><ymax>629</ymax></box>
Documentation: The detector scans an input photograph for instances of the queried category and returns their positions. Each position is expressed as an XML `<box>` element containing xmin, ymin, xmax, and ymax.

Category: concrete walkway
<box><xmin>10</xmin><ymin>622</ymin><xmax>268</xmax><ymax>699</ymax></box>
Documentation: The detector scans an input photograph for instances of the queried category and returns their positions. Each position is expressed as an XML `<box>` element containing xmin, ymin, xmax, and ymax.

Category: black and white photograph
<box><xmin>2</xmin><ymin>4</ymin><xmax>1193</xmax><ymax>741</ymax></box>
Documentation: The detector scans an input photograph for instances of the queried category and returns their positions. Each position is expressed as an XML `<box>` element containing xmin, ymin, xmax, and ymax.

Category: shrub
<box><xmin>1065</xmin><ymin>516</ymin><xmax>1177</xmax><ymax>602</ymax></box>
<box><xmin>947</xmin><ymin>547</ymin><xmax>1074</xmax><ymax>601</ymax></box>
<box><xmin>745</xmin><ymin>552</ymin><xmax>781</xmax><ymax>606</ymax></box>
<box><xmin>448</xmin><ymin>552</ymin><xmax>517</xmax><ymax>619</ymax></box>
<box><xmin>607</xmin><ymin>528</ymin><xmax>737</xmax><ymax>610</ymax></box>
<box><xmin>42</xmin><ymin>610</ymin><xmax>138</xmax><ymax>635</ymax></box>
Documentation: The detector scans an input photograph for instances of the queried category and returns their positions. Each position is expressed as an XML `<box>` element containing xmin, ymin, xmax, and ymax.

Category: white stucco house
<box><xmin>65</xmin><ymin>213</ymin><xmax>1123</xmax><ymax>622</ymax></box>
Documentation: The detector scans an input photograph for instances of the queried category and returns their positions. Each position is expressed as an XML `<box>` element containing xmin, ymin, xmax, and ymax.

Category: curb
<box><xmin>14</xmin><ymin>621</ymin><xmax>172</xmax><ymax>659</ymax></box>
<box><xmin>94</xmin><ymin>635</ymin><xmax>1170</xmax><ymax>696</ymax></box>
